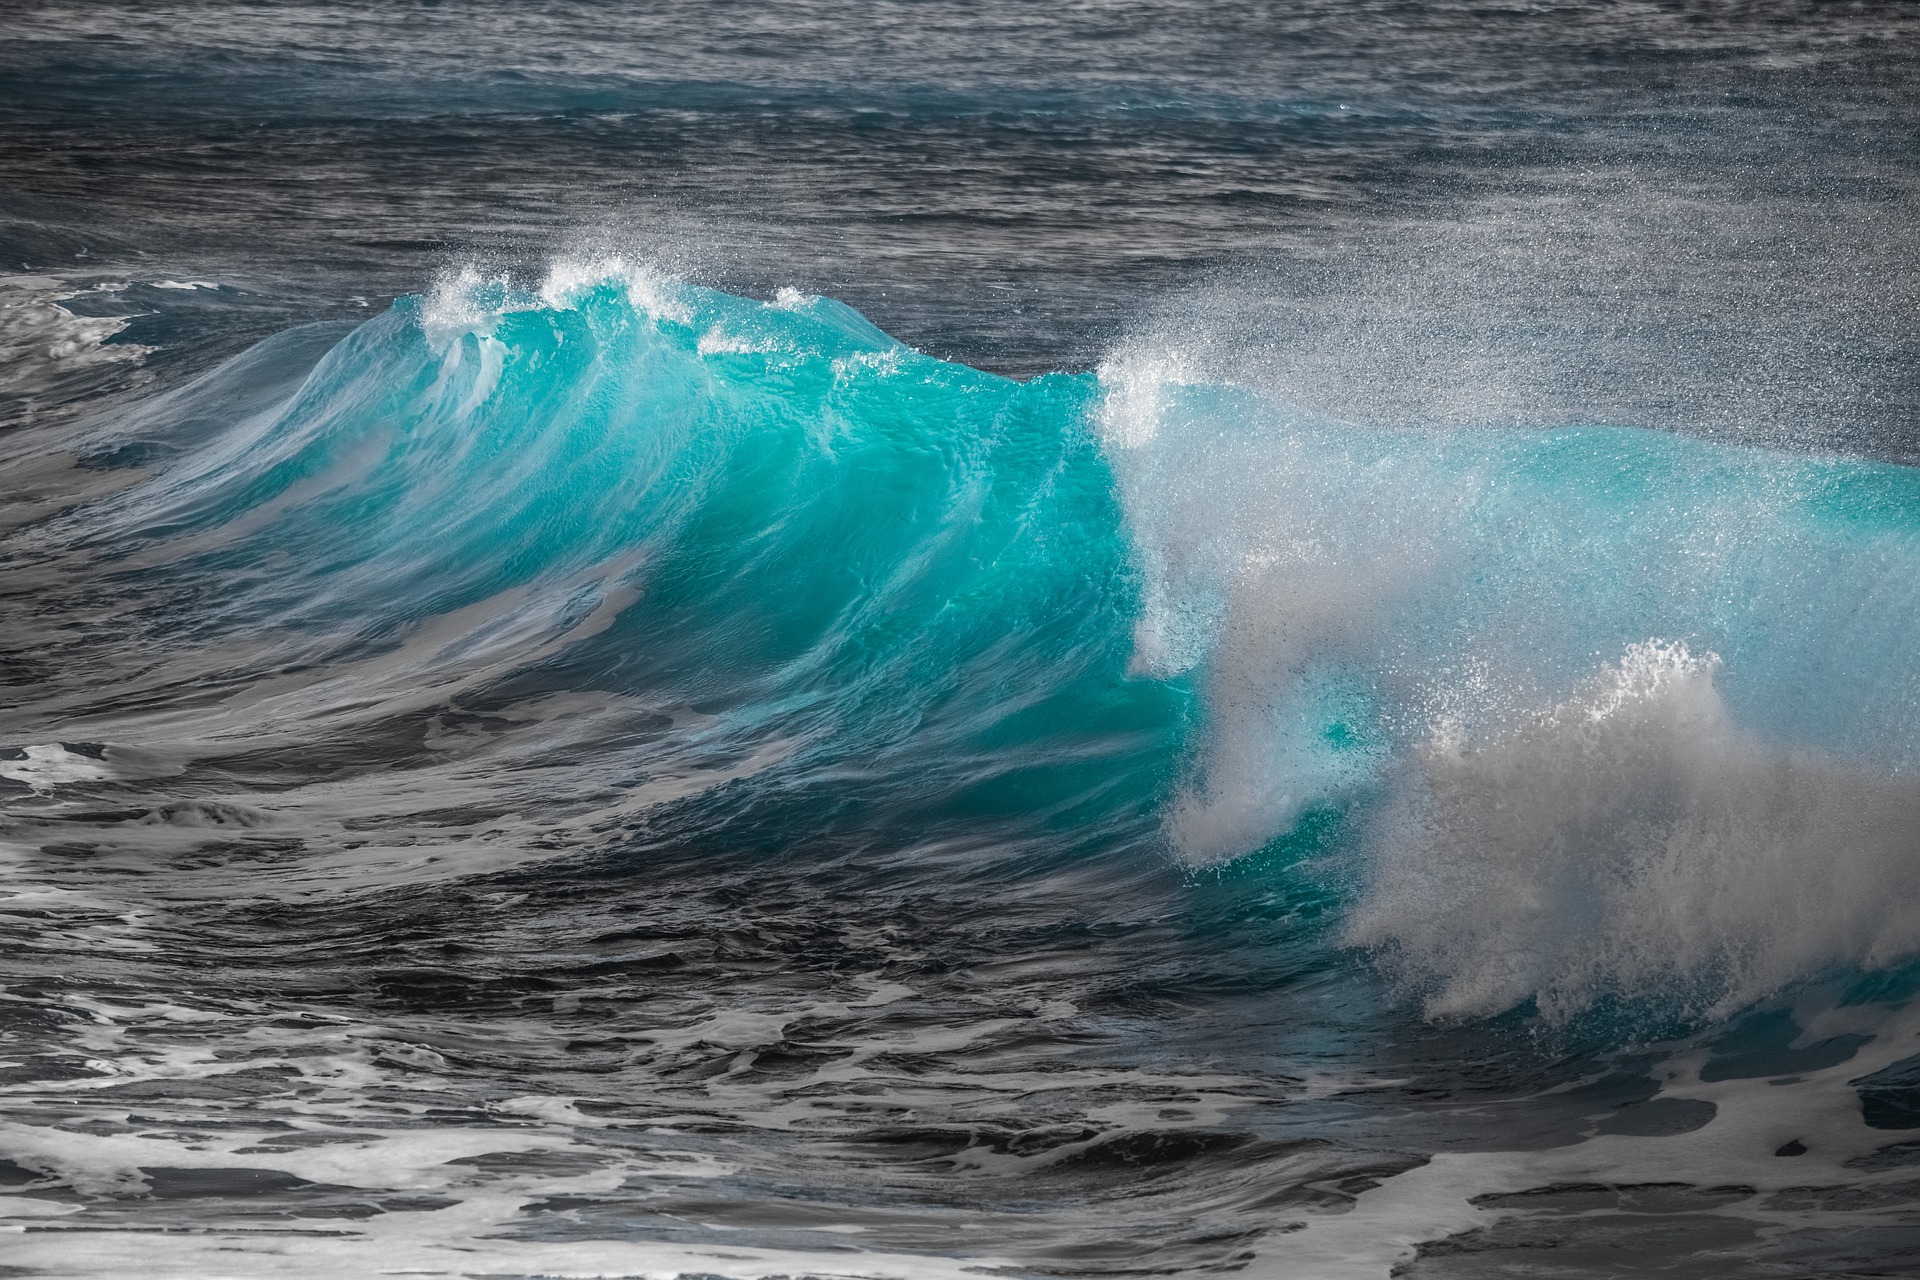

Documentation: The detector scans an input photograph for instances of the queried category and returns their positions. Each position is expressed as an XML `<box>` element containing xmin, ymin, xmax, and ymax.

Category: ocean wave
<box><xmin>40</xmin><ymin>259</ymin><xmax>1920</xmax><ymax>1026</ymax></box>
<box><xmin>37</xmin><ymin>261</ymin><xmax>1175</xmax><ymax>887</ymax></box>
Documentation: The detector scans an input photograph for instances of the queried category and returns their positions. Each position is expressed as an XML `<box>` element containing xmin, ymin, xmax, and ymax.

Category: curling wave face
<box><xmin>54</xmin><ymin>262</ymin><xmax>1182</xmax><ymax>855</ymax></box>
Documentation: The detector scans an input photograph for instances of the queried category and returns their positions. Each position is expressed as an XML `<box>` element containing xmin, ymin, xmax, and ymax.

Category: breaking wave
<box><xmin>53</xmin><ymin>259</ymin><xmax>1920</xmax><ymax>1025</ymax></box>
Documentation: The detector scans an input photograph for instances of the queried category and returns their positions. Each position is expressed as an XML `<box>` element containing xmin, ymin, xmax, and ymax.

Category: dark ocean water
<box><xmin>5</xmin><ymin>4</ymin><xmax>1920</xmax><ymax>1277</ymax></box>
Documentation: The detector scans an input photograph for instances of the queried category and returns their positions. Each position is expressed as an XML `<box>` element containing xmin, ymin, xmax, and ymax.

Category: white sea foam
<box><xmin>1097</xmin><ymin>354</ymin><xmax>1452</xmax><ymax>864</ymax></box>
<box><xmin>0</xmin><ymin>743</ymin><xmax>119</xmax><ymax>793</ymax></box>
<box><xmin>0</xmin><ymin>743</ymin><xmax>182</xmax><ymax>794</ymax></box>
<box><xmin>832</xmin><ymin>347</ymin><xmax>904</xmax><ymax>379</ymax></box>
<box><xmin>422</xmin><ymin>257</ymin><xmax>700</xmax><ymax>354</ymax></box>
<box><xmin>1348</xmin><ymin>640</ymin><xmax>1920</xmax><ymax>1021</ymax></box>
<box><xmin>419</xmin><ymin>263</ymin><xmax>511</xmax><ymax>348</ymax></box>
<box><xmin>1269</xmin><ymin>996</ymin><xmax>1920</xmax><ymax>1278</ymax></box>
<box><xmin>698</xmin><ymin>323</ymin><xmax>780</xmax><ymax>355</ymax></box>
<box><xmin>1095</xmin><ymin>350</ymin><xmax>1198</xmax><ymax>451</ymax></box>
<box><xmin>539</xmin><ymin>253</ymin><xmax>693</xmax><ymax>324</ymax></box>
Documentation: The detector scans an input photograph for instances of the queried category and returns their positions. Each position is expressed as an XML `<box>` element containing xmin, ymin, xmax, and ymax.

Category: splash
<box><xmin>1099</xmin><ymin>347</ymin><xmax>1920</xmax><ymax>1017</ymax></box>
<box><xmin>1350</xmin><ymin>641</ymin><xmax>1920</xmax><ymax>1021</ymax></box>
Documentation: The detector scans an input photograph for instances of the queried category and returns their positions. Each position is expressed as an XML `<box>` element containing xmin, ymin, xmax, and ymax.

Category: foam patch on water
<box><xmin>1272</xmin><ymin>994</ymin><xmax>1920</xmax><ymax>1278</ymax></box>
<box><xmin>0</xmin><ymin>275</ymin><xmax>154</xmax><ymax>415</ymax></box>
<box><xmin>0</xmin><ymin>742</ymin><xmax>183</xmax><ymax>794</ymax></box>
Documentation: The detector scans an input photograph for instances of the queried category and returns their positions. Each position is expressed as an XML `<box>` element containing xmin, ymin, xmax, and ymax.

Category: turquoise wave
<box><xmin>93</xmin><ymin>268</ymin><xmax>1186</xmax><ymax>869</ymax></box>
<box><xmin>83</xmin><ymin>265</ymin><xmax>1920</xmax><ymax>1022</ymax></box>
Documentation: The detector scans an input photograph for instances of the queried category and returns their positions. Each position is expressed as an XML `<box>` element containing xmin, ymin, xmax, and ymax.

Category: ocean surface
<box><xmin>4</xmin><ymin>3</ymin><xmax>1920</xmax><ymax>1276</ymax></box>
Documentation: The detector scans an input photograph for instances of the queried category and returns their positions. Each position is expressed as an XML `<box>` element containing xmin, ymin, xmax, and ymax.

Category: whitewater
<box><xmin>5</xmin><ymin>2</ymin><xmax>1920</xmax><ymax>1276</ymax></box>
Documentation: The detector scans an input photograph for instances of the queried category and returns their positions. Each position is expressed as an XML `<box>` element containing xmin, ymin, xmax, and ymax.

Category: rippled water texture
<box><xmin>5</xmin><ymin>4</ymin><xmax>1920</xmax><ymax>1278</ymax></box>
